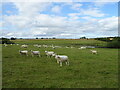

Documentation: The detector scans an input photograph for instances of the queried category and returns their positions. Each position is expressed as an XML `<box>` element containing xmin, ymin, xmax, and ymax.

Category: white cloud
<box><xmin>13</xmin><ymin>2</ymin><xmax>52</xmax><ymax>16</ymax></box>
<box><xmin>80</xmin><ymin>8</ymin><xmax>105</xmax><ymax>17</ymax></box>
<box><xmin>71</xmin><ymin>3</ymin><xmax>82</xmax><ymax>10</ymax></box>
<box><xmin>51</xmin><ymin>5</ymin><xmax>61</xmax><ymax>14</ymax></box>
<box><xmin>1</xmin><ymin>2</ymin><xmax>118</xmax><ymax>38</ymax></box>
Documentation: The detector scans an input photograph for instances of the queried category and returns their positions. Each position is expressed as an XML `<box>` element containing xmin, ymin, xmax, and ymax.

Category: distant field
<box><xmin>2</xmin><ymin>39</ymin><xmax>118</xmax><ymax>88</ymax></box>
<box><xmin>12</xmin><ymin>39</ymin><xmax>107</xmax><ymax>47</ymax></box>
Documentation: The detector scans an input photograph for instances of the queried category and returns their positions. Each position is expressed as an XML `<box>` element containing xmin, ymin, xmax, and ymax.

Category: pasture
<box><xmin>2</xmin><ymin>39</ymin><xmax>118</xmax><ymax>88</ymax></box>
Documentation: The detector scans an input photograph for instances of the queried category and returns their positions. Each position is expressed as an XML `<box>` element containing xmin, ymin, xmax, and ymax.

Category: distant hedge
<box><xmin>107</xmin><ymin>40</ymin><xmax>120</xmax><ymax>48</ymax></box>
<box><xmin>1</xmin><ymin>38</ymin><xmax>15</xmax><ymax>44</ymax></box>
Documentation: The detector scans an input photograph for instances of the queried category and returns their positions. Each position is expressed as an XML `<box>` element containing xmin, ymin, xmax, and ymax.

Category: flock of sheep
<box><xmin>3</xmin><ymin>43</ymin><xmax>98</xmax><ymax>66</ymax></box>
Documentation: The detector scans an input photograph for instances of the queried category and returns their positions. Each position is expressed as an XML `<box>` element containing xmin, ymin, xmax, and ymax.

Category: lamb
<box><xmin>31</xmin><ymin>50</ymin><xmax>41</xmax><ymax>57</ymax></box>
<box><xmin>19</xmin><ymin>50</ymin><xmax>28</xmax><ymax>56</ymax></box>
<box><xmin>45</xmin><ymin>51</ymin><xmax>55</xmax><ymax>57</ymax></box>
<box><xmin>55</xmin><ymin>55</ymin><xmax>69</xmax><ymax>66</ymax></box>
<box><xmin>90</xmin><ymin>50</ymin><xmax>97</xmax><ymax>54</ymax></box>
<box><xmin>21</xmin><ymin>44</ymin><xmax>28</xmax><ymax>48</ymax></box>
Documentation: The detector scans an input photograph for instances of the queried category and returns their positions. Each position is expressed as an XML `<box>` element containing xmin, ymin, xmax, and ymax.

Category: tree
<box><xmin>11</xmin><ymin>37</ymin><xmax>16</xmax><ymax>40</ymax></box>
<box><xmin>36</xmin><ymin>37</ymin><xmax>38</xmax><ymax>39</ymax></box>
<box><xmin>80</xmin><ymin>36</ymin><xmax>86</xmax><ymax>39</ymax></box>
<box><xmin>1</xmin><ymin>38</ymin><xmax>15</xmax><ymax>44</ymax></box>
<box><xmin>53</xmin><ymin>37</ymin><xmax>56</xmax><ymax>39</ymax></box>
<box><xmin>107</xmin><ymin>39</ymin><xmax>120</xmax><ymax>48</ymax></box>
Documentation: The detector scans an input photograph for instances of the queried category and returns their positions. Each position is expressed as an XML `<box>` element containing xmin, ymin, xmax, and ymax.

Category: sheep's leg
<box><xmin>39</xmin><ymin>54</ymin><xmax>41</xmax><ymax>57</ymax></box>
<box><xmin>65</xmin><ymin>61</ymin><xmax>68</xmax><ymax>65</ymax></box>
<box><xmin>67</xmin><ymin>61</ymin><xmax>69</xmax><ymax>65</ymax></box>
<box><xmin>60</xmin><ymin>62</ymin><xmax>62</xmax><ymax>66</ymax></box>
<box><xmin>57</xmin><ymin>60</ymin><xmax>59</xmax><ymax>64</ymax></box>
<box><xmin>31</xmin><ymin>54</ymin><xmax>34</xmax><ymax>57</ymax></box>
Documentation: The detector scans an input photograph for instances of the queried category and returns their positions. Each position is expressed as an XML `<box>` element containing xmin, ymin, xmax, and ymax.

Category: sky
<box><xmin>0</xmin><ymin>1</ymin><xmax>118</xmax><ymax>39</ymax></box>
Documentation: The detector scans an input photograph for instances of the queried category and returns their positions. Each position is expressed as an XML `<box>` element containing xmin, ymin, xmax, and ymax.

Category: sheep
<box><xmin>79</xmin><ymin>46</ymin><xmax>86</xmax><ymax>49</ymax></box>
<box><xmin>19</xmin><ymin>50</ymin><xmax>28</xmax><ymax>56</ymax></box>
<box><xmin>37</xmin><ymin>45</ymin><xmax>41</xmax><ymax>48</ymax></box>
<box><xmin>55</xmin><ymin>55</ymin><xmax>69</xmax><ymax>66</ymax></box>
<box><xmin>31</xmin><ymin>50</ymin><xmax>41</xmax><ymax>57</ymax></box>
<box><xmin>4</xmin><ymin>44</ymin><xmax>8</xmax><ymax>47</ymax></box>
<box><xmin>65</xmin><ymin>46</ymin><xmax>69</xmax><ymax>48</ymax></box>
<box><xmin>43</xmin><ymin>45</ymin><xmax>47</xmax><ymax>48</ymax></box>
<box><xmin>90</xmin><ymin>50</ymin><xmax>97</xmax><ymax>54</ymax></box>
<box><xmin>45</xmin><ymin>51</ymin><xmax>55</xmax><ymax>57</ymax></box>
<box><xmin>52</xmin><ymin>46</ymin><xmax>55</xmax><ymax>49</ymax></box>
<box><xmin>21</xmin><ymin>44</ymin><xmax>28</xmax><ymax>48</ymax></box>
<box><xmin>33</xmin><ymin>44</ymin><xmax>38</xmax><ymax>47</ymax></box>
<box><xmin>70</xmin><ymin>46</ymin><xmax>74</xmax><ymax>48</ymax></box>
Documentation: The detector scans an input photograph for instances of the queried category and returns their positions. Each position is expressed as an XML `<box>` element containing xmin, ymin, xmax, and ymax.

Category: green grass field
<box><xmin>2</xmin><ymin>39</ymin><xmax>118</xmax><ymax>88</ymax></box>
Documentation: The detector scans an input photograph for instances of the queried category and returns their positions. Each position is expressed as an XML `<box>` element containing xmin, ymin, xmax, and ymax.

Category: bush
<box><xmin>107</xmin><ymin>40</ymin><xmax>120</xmax><ymax>48</ymax></box>
<box><xmin>1</xmin><ymin>38</ymin><xmax>15</xmax><ymax>44</ymax></box>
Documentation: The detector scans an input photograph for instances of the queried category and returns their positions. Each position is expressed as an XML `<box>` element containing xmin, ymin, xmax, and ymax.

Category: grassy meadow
<box><xmin>2</xmin><ymin>39</ymin><xmax>118</xmax><ymax>88</ymax></box>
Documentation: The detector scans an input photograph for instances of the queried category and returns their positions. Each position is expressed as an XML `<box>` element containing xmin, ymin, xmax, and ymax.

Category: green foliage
<box><xmin>80</xmin><ymin>36</ymin><xmax>86</xmax><ymax>39</ymax></box>
<box><xmin>107</xmin><ymin>40</ymin><xmax>120</xmax><ymax>48</ymax></box>
<box><xmin>1</xmin><ymin>38</ymin><xmax>15</xmax><ymax>44</ymax></box>
<box><xmin>10</xmin><ymin>37</ymin><xmax>16</xmax><ymax>40</ymax></box>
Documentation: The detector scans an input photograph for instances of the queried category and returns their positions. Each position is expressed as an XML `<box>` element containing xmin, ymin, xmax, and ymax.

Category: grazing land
<box><xmin>2</xmin><ymin>39</ymin><xmax>118</xmax><ymax>88</ymax></box>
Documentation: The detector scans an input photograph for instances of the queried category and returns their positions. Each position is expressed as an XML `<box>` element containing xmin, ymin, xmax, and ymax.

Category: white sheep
<box><xmin>19</xmin><ymin>50</ymin><xmax>28</xmax><ymax>56</ymax></box>
<box><xmin>31</xmin><ymin>50</ymin><xmax>41</xmax><ymax>57</ymax></box>
<box><xmin>37</xmin><ymin>45</ymin><xmax>41</xmax><ymax>48</ymax></box>
<box><xmin>43</xmin><ymin>45</ymin><xmax>47</xmax><ymax>48</ymax></box>
<box><xmin>45</xmin><ymin>51</ymin><xmax>55</xmax><ymax>57</ymax></box>
<box><xmin>52</xmin><ymin>46</ymin><xmax>55</xmax><ymax>49</ymax></box>
<box><xmin>55</xmin><ymin>55</ymin><xmax>69</xmax><ymax>66</ymax></box>
<box><xmin>21</xmin><ymin>44</ymin><xmax>28</xmax><ymax>48</ymax></box>
<box><xmin>79</xmin><ymin>46</ymin><xmax>86</xmax><ymax>49</ymax></box>
<box><xmin>33</xmin><ymin>44</ymin><xmax>38</xmax><ymax>47</ymax></box>
<box><xmin>4</xmin><ymin>44</ymin><xmax>8</xmax><ymax>47</ymax></box>
<box><xmin>90</xmin><ymin>50</ymin><xmax>97</xmax><ymax>54</ymax></box>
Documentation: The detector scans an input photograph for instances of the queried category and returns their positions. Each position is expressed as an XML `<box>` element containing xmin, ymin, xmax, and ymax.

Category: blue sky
<box><xmin>1</xmin><ymin>2</ymin><xmax>118</xmax><ymax>38</ymax></box>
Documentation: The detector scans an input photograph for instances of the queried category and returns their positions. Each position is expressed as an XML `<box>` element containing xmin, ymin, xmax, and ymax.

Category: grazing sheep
<box><xmin>55</xmin><ymin>55</ymin><xmax>69</xmax><ymax>66</ymax></box>
<box><xmin>19</xmin><ymin>50</ymin><xmax>28</xmax><ymax>56</ymax></box>
<box><xmin>4</xmin><ymin>44</ymin><xmax>8</xmax><ymax>47</ymax></box>
<box><xmin>21</xmin><ymin>44</ymin><xmax>28</xmax><ymax>48</ymax></box>
<box><xmin>33</xmin><ymin>44</ymin><xmax>38</xmax><ymax>47</ymax></box>
<box><xmin>43</xmin><ymin>45</ymin><xmax>47</xmax><ymax>48</ymax></box>
<box><xmin>31</xmin><ymin>50</ymin><xmax>41</xmax><ymax>57</ymax></box>
<box><xmin>65</xmin><ymin>46</ymin><xmax>69</xmax><ymax>48</ymax></box>
<box><xmin>70</xmin><ymin>46</ymin><xmax>74</xmax><ymax>48</ymax></box>
<box><xmin>37</xmin><ymin>45</ymin><xmax>41</xmax><ymax>48</ymax></box>
<box><xmin>79</xmin><ymin>46</ymin><xmax>86</xmax><ymax>49</ymax></box>
<box><xmin>52</xmin><ymin>46</ymin><xmax>55</xmax><ymax>49</ymax></box>
<box><xmin>45</xmin><ymin>51</ymin><xmax>54</xmax><ymax>57</ymax></box>
<box><xmin>90</xmin><ymin>50</ymin><xmax>97</xmax><ymax>54</ymax></box>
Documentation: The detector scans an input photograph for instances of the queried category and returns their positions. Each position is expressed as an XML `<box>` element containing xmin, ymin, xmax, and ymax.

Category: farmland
<box><xmin>2</xmin><ymin>39</ymin><xmax>118</xmax><ymax>88</ymax></box>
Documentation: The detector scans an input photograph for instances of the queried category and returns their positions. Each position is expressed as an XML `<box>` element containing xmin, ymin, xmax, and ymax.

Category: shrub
<box><xmin>107</xmin><ymin>40</ymin><xmax>120</xmax><ymax>48</ymax></box>
<box><xmin>1</xmin><ymin>38</ymin><xmax>15</xmax><ymax>44</ymax></box>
